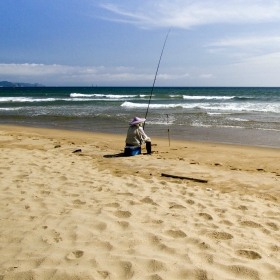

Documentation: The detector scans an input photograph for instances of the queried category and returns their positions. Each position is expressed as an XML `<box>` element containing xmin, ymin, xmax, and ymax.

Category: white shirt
<box><xmin>125</xmin><ymin>124</ymin><xmax>151</xmax><ymax>146</ymax></box>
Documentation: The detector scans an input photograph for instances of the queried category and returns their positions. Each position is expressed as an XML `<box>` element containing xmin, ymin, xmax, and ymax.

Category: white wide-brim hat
<box><xmin>129</xmin><ymin>117</ymin><xmax>146</xmax><ymax>125</ymax></box>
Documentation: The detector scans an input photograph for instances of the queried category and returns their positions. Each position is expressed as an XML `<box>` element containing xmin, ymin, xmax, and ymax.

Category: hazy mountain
<box><xmin>0</xmin><ymin>81</ymin><xmax>45</xmax><ymax>87</ymax></box>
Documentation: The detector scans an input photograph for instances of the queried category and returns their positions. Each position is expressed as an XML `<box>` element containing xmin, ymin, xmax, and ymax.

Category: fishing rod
<box><xmin>143</xmin><ymin>28</ymin><xmax>171</xmax><ymax>129</ymax></box>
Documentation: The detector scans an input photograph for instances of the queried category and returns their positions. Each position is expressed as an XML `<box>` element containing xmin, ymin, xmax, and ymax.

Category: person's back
<box><xmin>125</xmin><ymin>117</ymin><xmax>152</xmax><ymax>154</ymax></box>
<box><xmin>126</xmin><ymin>125</ymin><xmax>141</xmax><ymax>146</ymax></box>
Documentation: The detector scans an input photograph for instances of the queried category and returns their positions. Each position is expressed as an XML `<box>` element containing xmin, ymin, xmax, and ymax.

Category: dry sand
<box><xmin>0</xmin><ymin>125</ymin><xmax>280</xmax><ymax>280</ymax></box>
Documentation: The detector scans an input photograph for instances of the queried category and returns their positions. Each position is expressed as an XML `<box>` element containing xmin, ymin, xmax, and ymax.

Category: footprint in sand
<box><xmin>150</xmin><ymin>274</ymin><xmax>164</xmax><ymax>280</ymax></box>
<box><xmin>165</xmin><ymin>230</ymin><xmax>187</xmax><ymax>238</ymax></box>
<box><xmin>271</xmin><ymin>245</ymin><xmax>280</xmax><ymax>252</ymax></box>
<box><xmin>66</xmin><ymin>250</ymin><xmax>84</xmax><ymax>260</ymax></box>
<box><xmin>149</xmin><ymin>235</ymin><xmax>176</xmax><ymax>254</ymax></box>
<box><xmin>118</xmin><ymin>261</ymin><xmax>134</xmax><ymax>279</ymax></box>
<box><xmin>221</xmin><ymin>220</ymin><xmax>233</xmax><ymax>226</ymax></box>
<box><xmin>117</xmin><ymin>221</ymin><xmax>130</xmax><ymax>228</ymax></box>
<box><xmin>98</xmin><ymin>271</ymin><xmax>110</xmax><ymax>279</ymax></box>
<box><xmin>169</xmin><ymin>204</ymin><xmax>186</xmax><ymax>209</ymax></box>
<box><xmin>94</xmin><ymin>222</ymin><xmax>107</xmax><ymax>231</ymax></box>
<box><xmin>235</xmin><ymin>250</ymin><xmax>262</xmax><ymax>260</ymax></box>
<box><xmin>141</xmin><ymin>197</ymin><xmax>158</xmax><ymax>205</ymax></box>
<box><xmin>198</xmin><ymin>213</ymin><xmax>213</xmax><ymax>220</ymax></box>
<box><xmin>229</xmin><ymin>265</ymin><xmax>259</xmax><ymax>278</ymax></box>
<box><xmin>117</xmin><ymin>192</ymin><xmax>133</xmax><ymax>196</ymax></box>
<box><xmin>238</xmin><ymin>205</ymin><xmax>248</xmax><ymax>210</ymax></box>
<box><xmin>105</xmin><ymin>202</ymin><xmax>120</xmax><ymax>208</ymax></box>
<box><xmin>263</xmin><ymin>194</ymin><xmax>278</xmax><ymax>202</ymax></box>
<box><xmin>40</xmin><ymin>190</ymin><xmax>51</xmax><ymax>195</ymax></box>
<box><xmin>240</xmin><ymin>221</ymin><xmax>261</xmax><ymax>228</ymax></box>
<box><xmin>147</xmin><ymin>259</ymin><xmax>166</xmax><ymax>273</ymax></box>
<box><xmin>114</xmin><ymin>210</ymin><xmax>131</xmax><ymax>218</ymax></box>
<box><xmin>186</xmin><ymin>199</ymin><xmax>195</xmax><ymax>205</ymax></box>
<box><xmin>151</xmin><ymin>220</ymin><xmax>164</xmax><ymax>224</ymax></box>
<box><xmin>198</xmin><ymin>241</ymin><xmax>211</xmax><ymax>250</ymax></box>
<box><xmin>266</xmin><ymin>222</ymin><xmax>279</xmax><ymax>231</ymax></box>
<box><xmin>72</xmin><ymin>199</ymin><xmax>86</xmax><ymax>205</ymax></box>
<box><xmin>207</xmin><ymin>231</ymin><xmax>233</xmax><ymax>240</ymax></box>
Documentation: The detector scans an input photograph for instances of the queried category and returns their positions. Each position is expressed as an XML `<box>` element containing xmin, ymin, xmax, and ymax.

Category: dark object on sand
<box><xmin>72</xmin><ymin>149</ymin><xmax>82</xmax><ymax>153</ymax></box>
<box><xmin>161</xmin><ymin>173</ymin><xmax>208</xmax><ymax>183</ymax></box>
<box><xmin>124</xmin><ymin>146</ymin><xmax>141</xmax><ymax>156</ymax></box>
<box><xmin>146</xmin><ymin>142</ymin><xmax>152</xmax><ymax>154</ymax></box>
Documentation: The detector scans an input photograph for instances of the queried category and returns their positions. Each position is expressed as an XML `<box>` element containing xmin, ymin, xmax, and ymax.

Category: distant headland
<box><xmin>0</xmin><ymin>81</ymin><xmax>45</xmax><ymax>87</ymax></box>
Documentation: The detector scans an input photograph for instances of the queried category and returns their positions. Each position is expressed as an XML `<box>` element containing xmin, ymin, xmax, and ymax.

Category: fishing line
<box><xmin>143</xmin><ymin>28</ymin><xmax>171</xmax><ymax>129</ymax></box>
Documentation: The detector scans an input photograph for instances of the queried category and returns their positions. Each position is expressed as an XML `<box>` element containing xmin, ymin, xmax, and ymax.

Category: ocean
<box><xmin>1</xmin><ymin>86</ymin><xmax>280</xmax><ymax>148</ymax></box>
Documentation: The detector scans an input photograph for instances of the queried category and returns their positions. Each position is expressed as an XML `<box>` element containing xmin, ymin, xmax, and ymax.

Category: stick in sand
<box><xmin>161</xmin><ymin>173</ymin><xmax>208</xmax><ymax>183</ymax></box>
<box><xmin>166</xmin><ymin>114</ymin><xmax>170</xmax><ymax>146</ymax></box>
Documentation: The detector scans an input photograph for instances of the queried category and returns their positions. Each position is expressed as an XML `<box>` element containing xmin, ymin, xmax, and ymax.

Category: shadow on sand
<box><xmin>103</xmin><ymin>152</ymin><xmax>152</xmax><ymax>158</ymax></box>
<box><xmin>103</xmin><ymin>153</ymin><xmax>126</xmax><ymax>158</ymax></box>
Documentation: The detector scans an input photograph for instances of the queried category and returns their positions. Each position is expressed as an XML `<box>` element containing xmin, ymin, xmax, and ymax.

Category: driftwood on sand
<box><xmin>161</xmin><ymin>173</ymin><xmax>208</xmax><ymax>183</ymax></box>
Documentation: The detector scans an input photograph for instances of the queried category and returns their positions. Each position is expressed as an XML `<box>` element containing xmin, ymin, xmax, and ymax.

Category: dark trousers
<box><xmin>146</xmin><ymin>141</ymin><xmax>152</xmax><ymax>154</ymax></box>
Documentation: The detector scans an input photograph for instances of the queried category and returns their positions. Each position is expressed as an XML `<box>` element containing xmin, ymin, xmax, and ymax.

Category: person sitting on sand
<box><xmin>126</xmin><ymin>117</ymin><xmax>152</xmax><ymax>154</ymax></box>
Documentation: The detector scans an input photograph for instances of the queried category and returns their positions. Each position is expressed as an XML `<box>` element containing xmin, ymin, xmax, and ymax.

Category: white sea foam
<box><xmin>70</xmin><ymin>93</ymin><xmax>137</xmax><ymax>99</ymax></box>
<box><xmin>149</xmin><ymin>120</ymin><xmax>173</xmax><ymax>125</ymax></box>
<box><xmin>196</xmin><ymin>102</ymin><xmax>280</xmax><ymax>114</ymax></box>
<box><xmin>121</xmin><ymin>101</ymin><xmax>182</xmax><ymax>109</ymax></box>
<box><xmin>191</xmin><ymin>121</ymin><xmax>212</xmax><ymax>127</ymax></box>
<box><xmin>106</xmin><ymin>94</ymin><xmax>137</xmax><ymax>99</ymax></box>
<box><xmin>227</xmin><ymin>117</ymin><xmax>249</xmax><ymax>122</ymax></box>
<box><xmin>69</xmin><ymin>98</ymin><xmax>129</xmax><ymax>102</ymax></box>
<box><xmin>68</xmin><ymin>98</ymin><xmax>100</xmax><ymax>101</ymax></box>
<box><xmin>70</xmin><ymin>93</ymin><xmax>102</xmax><ymax>97</ymax></box>
<box><xmin>0</xmin><ymin>107</ymin><xmax>21</xmax><ymax>111</ymax></box>
<box><xmin>121</xmin><ymin>101</ymin><xmax>280</xmax><ymax>114</ymax></box>
<box><xmin>256</xmin><ymin>127</ymin><xmax>280</xmax><ymax>132</ymax></box>
<box><xmin>0</xmin><ymin>97</ymin><xmax>57</xmax><ymax>102</ymax></box>
<box><xmin>0</xmin><ymin>96</ymin><xmax>116</xmax><ymax>103</ymax></box>
<box><xmin>183</xmin><ymin>95</ymin><xmax>235</xmax><ymax>100</ymax></box>
<box><xmin>169</xmin><ymin>95</ymin><xmax>181</xmax><ymax>98</ymax></box>
<box><xmin>207</xmin><ymin>112</ymin><xmax>231</xmax><ymax>115</ymax></box>
<box><xmin>149</xmin><ymin>115</ymin><xmax>176</xmax><ymax>125</ymax></box>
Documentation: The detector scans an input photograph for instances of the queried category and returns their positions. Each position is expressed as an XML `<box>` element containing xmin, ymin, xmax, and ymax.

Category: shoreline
<box><xmin>1</xmin><ymin>121</ymin><xmax>280</xmax><ymax>149</ymax></box>
<box><xmin>1</xmin><ymin>124</ymin><xmax>280</xmax><ymax>279</ymax></box>
<box><xmin>1</xmin><ymin>122</ymin><xmax>280</xmax><ymax>150</ymax></box>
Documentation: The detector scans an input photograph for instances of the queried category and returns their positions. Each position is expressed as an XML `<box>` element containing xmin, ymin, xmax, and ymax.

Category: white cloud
<box><xmin>157</xmin><ymin>73</ymin><xmax>189</xmax><ymax>80</ymax></box>
<box><xmin>2</xmin><ymin>54</ymin><xmax>280</xmax><ymax>86</ymax></box>
<box><xmin>237</xmin><ymin>51</ymin><xmax>280</xmax><ymax>67</ymax></box>
<box><xmin>207</xmin><ymin>36</ymin><xmax>280</xmax><ymax>48</ymax></box>
<box><xmin>191</xmin><ymin>51</ymin><xmax>280</xmax><ymax>86</ymax></box>
<box><xmin>205</xmin><ymin>35</ymin><xmax>280</xmax><ymax>63</ymax></box>
<box><xmin>0</xmin><ymin>63</ymin><xmax>77</xmax><ymax>76</ymax></box>
<box><xmin>0</xmin><ymin>63</ymin><xmax>177</xmax><ymax>85</ymax></box>
<box><xmin>0</xmin><ymin>63</ymin><xmax>194</xmax><ymax>86</ymax></box>
<box><xmin>100</xmin><ymin>0</ymin><xmax>280</xmax><ymax>29</ymax></box>
<box><xmin>200</xmin><ymin>74</ymin><xmax>213</xmax><ymax>78</ymax></box>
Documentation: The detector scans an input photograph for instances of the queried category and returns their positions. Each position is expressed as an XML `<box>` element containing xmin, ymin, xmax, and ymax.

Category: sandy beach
<box><xmin>0</xmin><ymin>124</ymin><xmax>280</xmax><ymax>280</ymax></box>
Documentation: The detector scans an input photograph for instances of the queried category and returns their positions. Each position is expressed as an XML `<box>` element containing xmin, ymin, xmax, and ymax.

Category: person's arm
<box><xmin>138</xmin><ymin>127</ymin><xmax>151</xmax><ymax>142</ymax></box>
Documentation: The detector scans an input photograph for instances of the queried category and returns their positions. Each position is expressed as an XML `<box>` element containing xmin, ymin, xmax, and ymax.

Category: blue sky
<box><xmin>1</xmin><ymin>0</ymin><xmax>280</xmax><ymax>86</ymax></box>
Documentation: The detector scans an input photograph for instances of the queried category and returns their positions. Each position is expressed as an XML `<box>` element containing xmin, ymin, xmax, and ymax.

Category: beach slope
<box><xmin>0</xmin><ymin>125</ymin><xmax>280</xmax><ymax>280</ymax></box>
